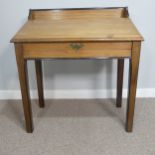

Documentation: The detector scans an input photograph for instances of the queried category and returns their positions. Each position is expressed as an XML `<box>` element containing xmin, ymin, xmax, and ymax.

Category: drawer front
<box><xmin>23</xmin><ymin>42</ymin><xmax>132</xmax><ymax>59</ymax></box>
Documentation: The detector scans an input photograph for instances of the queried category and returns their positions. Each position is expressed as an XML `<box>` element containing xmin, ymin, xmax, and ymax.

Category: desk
<box><xmin>11</xmin><ymin>7</ymin><xmax>143</xmax><ymax>133</ymax></box>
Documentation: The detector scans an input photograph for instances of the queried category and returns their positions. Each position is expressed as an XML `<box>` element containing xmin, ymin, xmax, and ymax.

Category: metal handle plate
<box><xmin>70</xmin><ymin>43</ymin><xmax>84</xmax><ymax>51</ymax></box>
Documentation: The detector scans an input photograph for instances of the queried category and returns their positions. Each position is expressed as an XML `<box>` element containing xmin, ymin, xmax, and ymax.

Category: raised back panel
<box><xmin>28</xmin><ymin>7</ymin><xmax>129</xmax><ymax>20</ymax></box>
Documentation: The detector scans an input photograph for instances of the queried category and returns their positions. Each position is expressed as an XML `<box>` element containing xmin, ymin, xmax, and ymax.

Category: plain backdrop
<box><xmin>0</xmin><ymin>0</ymin><xmax>155</xmax><ymax>98</ymax></box>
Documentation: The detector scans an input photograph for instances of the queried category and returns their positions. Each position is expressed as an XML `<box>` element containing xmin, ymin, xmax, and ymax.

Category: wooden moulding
<box><xmin>28</xmin><ymin>7</ymin><xmax>129</xmax><ymax>20</ymax></box>
<box><xmin>23</xmin><ymin>42</ymin><xmax>132</xmax><ymax>59</ymax></box>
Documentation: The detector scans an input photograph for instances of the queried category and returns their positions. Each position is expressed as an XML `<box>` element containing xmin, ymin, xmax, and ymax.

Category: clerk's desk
<box><xmin>11</xmin><ymin>7</ymin><xmax>143</xmax><ymax>133</ymax></box>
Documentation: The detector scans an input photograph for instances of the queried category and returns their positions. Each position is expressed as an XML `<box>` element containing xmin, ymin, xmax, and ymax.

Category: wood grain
<box><xmin>35</xmin><ymin>60</ymin><xmax>45</xmax><ymax>108</ymax></box>
<box><xmin>11</xmin><ymin>18</ymin><xmax>143</xmax><ymax>43</ymax></box>
<box><xmin>11</xmin><ymin>8</ymin><xmax>143</xmax><ymax>133</ymax></box>
<box><xmin>126</xmin><ymin>41</ymin><xmax>141</xmax><ymax>132</ymax></box>
<box><xmin>116</xmin><ymin>59</ymin><xmax>124</xmax><ymax>107</ymax></box>
<box><xmin>28</xmin><ymin>8</ymin><xmax>127</xmax><ymax>20</ymax></box>
<box><xmin>14</xmin><ymin>43</ymin><xmax>33</xmax><ymax>133</ymax></box>
<box><xmin>23</xmin><ymin>42</ymin><xmax>132</xmax><ymax>59</ymax></box>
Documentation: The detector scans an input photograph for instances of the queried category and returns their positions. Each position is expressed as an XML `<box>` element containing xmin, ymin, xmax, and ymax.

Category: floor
<box><xmin>0</xmin><ymin>98</ymin><xmax>155</xmax><ymax>155</ymax></box>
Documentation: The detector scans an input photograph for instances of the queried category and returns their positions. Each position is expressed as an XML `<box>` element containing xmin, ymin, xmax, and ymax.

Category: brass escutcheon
<box><xmin>70</xmin><ymin>43</ymin><xmax>84</xmax><ymax>51</ymax></box>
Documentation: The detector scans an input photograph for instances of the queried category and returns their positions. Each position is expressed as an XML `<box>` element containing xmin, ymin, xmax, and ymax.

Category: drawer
<box><xmin>23</xmin><ymin>42</ymin><xmax>132</xmax><ymax>59</ymax></box>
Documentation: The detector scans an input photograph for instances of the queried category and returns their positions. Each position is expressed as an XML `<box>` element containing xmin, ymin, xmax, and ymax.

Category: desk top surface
<box><xmin>11</xmin><ymin>18</ymin><xmax>143</xmax><ymax>43</ymax></box>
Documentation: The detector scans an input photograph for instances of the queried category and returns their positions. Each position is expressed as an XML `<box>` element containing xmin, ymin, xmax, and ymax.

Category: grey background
<box><xmin>0</xmin><ymin>0</ymin><xmax>154</xmax><ymax>95</ymax></box>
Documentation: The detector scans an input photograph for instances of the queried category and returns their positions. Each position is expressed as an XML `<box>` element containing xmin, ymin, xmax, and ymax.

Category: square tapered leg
<box><xmin>35</xmin><ymin>60</ymin><xmax>45</xmax><ymax>108</ymax></box>
<box><xmin>116</xmin><ymin>59</ymin><xmax>124</xmax><ymax>107</ymax></box>
<box><xmin>126</xmin><ymin>42</ymin><xmax>141</xmax><ymax>132</ymax></box>
<box><xmin>15</xmin><ymin>44</ymin><xmax>33</xmax><ymax>133</ymax></box>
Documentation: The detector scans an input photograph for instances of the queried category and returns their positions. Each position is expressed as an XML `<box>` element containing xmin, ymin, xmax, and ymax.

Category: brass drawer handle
<box><xmin>70</xmin><ymin>43</ymin><xmax>84</xmax><ymax>51</ymax></box>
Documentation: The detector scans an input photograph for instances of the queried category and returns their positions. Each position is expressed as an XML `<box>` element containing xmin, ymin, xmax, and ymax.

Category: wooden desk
<box><xmin>11</xmin><ymin>7</ymin><xmax>143</xmax><ymax>133</ymax></box>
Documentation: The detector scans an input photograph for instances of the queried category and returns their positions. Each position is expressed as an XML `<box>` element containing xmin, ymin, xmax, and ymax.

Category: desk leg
<box><xmin>126</xmin><ymin>42</ymin><xmax>141</xmax><ymax>132</ymax></box>
<box><xmin>116</xmin><ymin>59</ymin><xmax>124</xmax><ymax>107</ymax></box>
<box><xmin>15</xmin><ymin>44</ymin><xmax>33</xmax><ymax>133</ymax></box>
<box><xmin>35</xmin><ymin>60</ymin><xmax>45</xmax><ymax>108</ymax></box>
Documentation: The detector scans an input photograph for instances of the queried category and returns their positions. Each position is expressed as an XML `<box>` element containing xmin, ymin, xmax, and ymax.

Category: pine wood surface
<box><xmin>23</xmin><ymin>42</ymin><xmax>132</xmax><ymax>59</ymax></box>
<box><xmin>11</xmin><ymin>18</ymin><xmax>143</xmax><ymax>43</ymax></box>
<box><xmin>11</xmin><ymin>7</ymin><xmax>143</xmax><ymax>133</ymax></box>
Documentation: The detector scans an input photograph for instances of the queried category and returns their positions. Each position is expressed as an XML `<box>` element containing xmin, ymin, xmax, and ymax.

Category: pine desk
<box><xmin>11</xmin><ymin>7</ymin><xmax>143</xmax><ymax>133</ymax></box>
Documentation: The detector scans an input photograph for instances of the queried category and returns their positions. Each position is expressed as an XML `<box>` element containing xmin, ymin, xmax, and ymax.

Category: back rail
<box><xmin>28</xmin><ymin>7</ymin><xmax>129</xmax><ymax>20</ymax></box>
